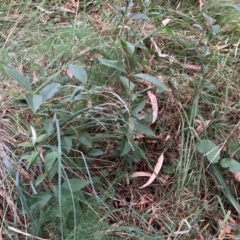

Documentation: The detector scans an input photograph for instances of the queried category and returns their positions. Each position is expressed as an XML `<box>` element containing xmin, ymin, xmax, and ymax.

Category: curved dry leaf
<box><xmin>147</xmin><ymin>91</ymin><xmax>158</xmax><ymax>124</ymax></box>
<box><xmin>140</xmin><ymin>152</ymin><xmax>164</xmax><ymax>189</ymax></box>
<box><xmin>162</xmin><ymin>18</ymin><xmax>171</xmax><ymax>26</ymax></box>
<box><xmin>131</xmin><ymin>172</ymin><xmax>151</xmax><ymax>178</ymax></box>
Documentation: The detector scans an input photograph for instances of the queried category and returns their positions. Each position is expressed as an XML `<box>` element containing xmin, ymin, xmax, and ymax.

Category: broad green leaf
<box><xmin>27</xmin><ymin>192</ymin><xmax>52</xmax><ymax>212</ymax></box>
<box><xmin>35</xmin><ymin>134</ymin><xmax>47</xmax><ymax>143</ymax></box>
<box><xmin>134</xmin><ymin>122</ymin><xmax>156</xmax><ymax>137</ymax></box>
<box><xmin>121</xmin><ymin>40</ymin><xmax>135</xmax><ymax>55</ymax></box>
<box><xmin>69</xmin><ymin>64</ymin><xmax>87</xmax><ymax>84</ymax></box>
<box><xmin>130</xmin><ymin>13</ymin><xmax>150</xmax><ymax>20</ymax></box>
<box><xmin>228</xmin><ymin>139</ymin><xmax>240</xmax><ymax>160</ymax></box>
<box><xmin>98</xmin><ymin>58</ymin><xmax>127</xmax><ymax>73</ymax></box>
<box><xmin>18</xmin><ymin>142</ymin><xmax>33</xmax><ymax>147</ymax></box>
<box><xmin>30</xmin><ymin>125</ymin><xmax>37</xmax><ymax>145</ymax></box>
<box><xmin>134</xmin><ymin>73</ymin><xmax>167</xmax><ymax>91</ymax></box>
<box><xmin>88</xmin><ymin>149</ymin><xmax>104</xmax><ymax>157</ymax></box>
<box><xmin>127</xmin><ymin>118</ymin><xmax>134</xmax><ymax>135</ymax></box>
<box><xmin>45</xmin><ymin>119</ymin><xmax>54</xmax><ymax>135</ymax></box>
<box><xmin>61</xmin><ymin>136</ymin><xmax>72</xmax><ymax>153</ymax></box>
<box><xmin>220</xmin><ymin>3</ymin><xmax>240</xmax><ymax>12</ymax></box>
<box><xmin>4</xmin><ymin>68</ymin><xmax>32</xmax><ymax>91</ymax></box>
<box><xmin>212</xmin><ymin>25</ymin><xmax>221</xmax><ymax>34</ymax></box>
<box><xmin>220</xmin><ymin>158</ymin><xmax>240</xmax><ymax>173</ymax></box>
<box><xmin>203</xmin><ymin>12</ymin><xmax>216</xmax><ymax>25</ymax></box>
<box><xmin>79</xmin><ymin>131</ymin><xmax>92</xmax><ymax>148</ymax></box>
<box><xmin>132</xmin><ymin>98</ymin><xmax>146</xmax><ymax>114</ymax></box>
<box><xmin>121</xmin><ymin>136</ymin><xmax>132</xmax><ymax>156</ymax></box>
<box><xmin>35</xmin><ymin>173</ymin><xmax>47</xmax><ymax>186</ymax></box>
<box><xmin>120</xmin><ymin>76</ymin><xmax>134</xmax><ymax>91</ymax></box>
<box><xmin>62</xmin><ymin>178</ymin><xmax>90</xmax><ymax>192</ymax></box>
<box><xmin>44</xmin><ymin>151</ymin><xmax>58</xmax><ymax>172</ymax></box>
<box><xmin>40</xmin><ymin>83</ymin><xmax>61</xmax><ymax>102</ymax></box>
<box><xmin>27</xmin><ymin>151</ymin><xmax>39</xmax><ymax>170</ymax></box>
<box><xmin>113</xmin><ymin>4</ymin><xmax>124</xmax><ymax>16</ymax></box>
<box><xmin>196</xmin><ymin>140</ymin><xmax>220</xmax><ymax>163</ymax></box>
<box><xmin>26</xmin><ymin>94</ymin><xmax>43</xmax><ymax>114</ymax></box>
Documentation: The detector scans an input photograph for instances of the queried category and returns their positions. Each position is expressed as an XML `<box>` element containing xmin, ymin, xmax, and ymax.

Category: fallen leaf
<box><xmin>185</xmin><ymin>64</ymin><xmax>201</xmax><ymax>71</ymax></box>
<box><xmin>61</xmin><ymin>7</ymin><xmax>76</xmax><ymax>14</ymax></box>
<box><xmin>196</xmin><ymin>120</ymin><xmax>211</xmax><ymax>134</ymax></box>
<box><xmin>233</xmin><ymin>172</ymin><xmax>240</xmax><ymax>181</ymax></box>
<box><xmin>131</xmin><ymin>172</ymin><xmax>151</xmax><ymax>178</ymax></box>
<box><xmin>147</xmin><ymin>91</ymin><xmax>158</xmax><ymax>124</ymax></box>
<box><xmin>140</xmin><ymin>152</ymin><xmax>164</xmax><ymax>189</ymax></box>
<box><xmin>162</xmin><ymin>18</ymin><xmax>171</xmax><ymax>26</ymax></box>
<box><xmin>66</xmin><ymin>68</ymin><xmax>73</xmax><ymax>78</ymax></box>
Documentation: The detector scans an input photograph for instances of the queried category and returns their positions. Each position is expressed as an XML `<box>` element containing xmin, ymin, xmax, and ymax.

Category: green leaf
<box><xmin>88</xmin><ymin>149</ymin><xmax>104</xmax><ymax>157</ymax></box>
<box><xmin>220</xmin><ymin>3</ymin><xmax>240</xmax><ymax>12</ymax></box>
<box><xmin>44</xmin><ymin>151</ymin><xmax>58</xmax><ymax>172</ymax></box>
<box><xmin>121</xmin><ymin>40</ymin><xmax>135</xmax><ymax>55</ymax></box>
<box><xmin>196</xmin><ymin>140</ymin><xmax>221</xmax><ymax>163</ymax></box>
<box><xmin>132</xmin><ymin>98</ymin><xmax>146</xmax><ymax>114</ymax></box>
<box><xmin>26</xmin><ymin>94</ymin><xmax>43</xmax><ymax>114</ymax></box>
<box><xmin>61</xmin><ymin>136</ymin><xmax>72</xmax><ymax>153</ymax></box>
<box><xmin>62</xmin><ymin>178</ymin><xmax>90</xmax><ymax>192</ymax></box>
<box><xmin>40</xmin><ymin>83</ymin><xmax>61</xmax><ymax>102</ymax></box>
<box><xmin>130</xmin><ymin>13</ymin><xmax>150</xmax><ymax>20</ymax></box>
<box><xmin>69</xmin><ymin>64</ymin><xmax>87</xmax><ymax>84</ymax></box>
<box><xmin>220</xmin><ymin>158</ymin><xmax>240</xmax><ymax>173</ymax></box>
<box><xmin>4</xmin><ymin>68</ymin><xmax>32</xmax><ymax>91</ymax></box>
<box><xmin>134</xmin><ymin>122</ymin><xmax>156</xmax><ymax>137</ymax></box>
<box><xmin>79</xmin><ymin>131</ymin><xmax>92</xmax><ymax>148</ymax></box>
<box><xmin>35</xmin><ymin>134</ymin><xmax>47</xmax><ymax>143</ymax></box>
<box><xmin>30</xmin><ymin>125</ymin><xmax>37</xmax><ymax>145</ymax></box>
<box><xmin>35</xmin><ymin>173</ymin><xmax>47</xmax><ymax>186</ymax></box>
<box><xmin>113</xmin><ymin>4</ymin><xmax>124</xmax><ymax>16</ymax></box>
<box><xmin>18</xmin><ymin>142</ymin><xmax>33</xmax><ymax>147</ymax></box>
<box><xmin>120</xmin><ymin>76</ymin><xmax>134</xmax><ymax>91</ymax></box>
<box><xmin>98</xmin><ymin>58</ymin><xmax>127</xmax><ymax>73</ymax></box>
<box><xmin>211</xmin><ymin>25</ymin><xmax>221</xmax><ymax>34</ymax></box>
<box><xmin>27</xmin><ymin>151</ymin><xmax>39</xmax><ymax>170</ymax></box>
<box><xmin>228</xmin><ymin>139</ymin><xmax>240</xmax><ymax>160</ymax></box>
<box><xmin>134</xmin><ymin>73</ymin><xmax>167</xmax><ymax>91</ymax></box>
<box><xmin>45</xmin><ymin>119</ymin><xmax>54</xmax><ymax>135</ymax></box>
<box><xmin>27</xmin><ymin>192</ymin><xmax>52</xmax><ymax>212</ymax></box>
<box><xmin>121</xmin><ymin>136</ymin><xmax>132</xmax><ymax>156</ymax></box>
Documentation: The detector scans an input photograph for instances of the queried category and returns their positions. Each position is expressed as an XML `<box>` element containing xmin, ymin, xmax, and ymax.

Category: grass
<box><xmin>0</xmin><ymin>0</ymin><xmax>240</xmax><ymax>239</ymax></box>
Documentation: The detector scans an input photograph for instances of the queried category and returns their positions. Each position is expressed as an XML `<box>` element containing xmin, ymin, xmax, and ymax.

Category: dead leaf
<box><xmin>139</xmin><ymin>152</ymin><xmax>164</xmax><ymax>189</ymax></box>
<box><xmin>66</xmin><ymin>68</ymin><xmax>73</xmax><ymax>78</ymax></box>
<box><xmin>147</xmin><ymin>91</ymin><xmax>158</xmax><ymax>124</ymax></box>
<box><xmin>162</xmin><ymin>18</ymin><xmax>171</xmax><ymax>26</ymax></box>
<box><xmin>131</xmin><ymin>172</ymin><xmax>151</xmax><ymax>178</ymax></box>
<box><xmin>185</xmin><ymin>64</ymin><xmax>201</xmax><ymax>71</ymax></box>
<box><xmin>61</xmin><ymin>7</ymin><xmax>76</xmax><ymax>14</ymax></box>
<box><xmin>196</xmin><ymin>120</ymin><xmax>211</xmax><ymax>134</ymax></box>
<box><xmin>233</xmin><ymin>172</ymin><xmax>240</xmax><ymax>182</ymax></box>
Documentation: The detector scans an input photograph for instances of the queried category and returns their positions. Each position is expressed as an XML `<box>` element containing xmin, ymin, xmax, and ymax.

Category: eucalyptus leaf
<box><xmin>44</xmin><ymin>151</ymin><xmax>58</xmax><ymax>172</ymax></box>
<box><xmin>26</xmin><ymin>94</ymin><xmax>43</xmax><ymax>114</ymax></box>
<box><xmin>61</xmin><ymin>136</ymin><xmax>72</xmax><ymax>153</ymax></box>
<box><xmin>4</xmin><ymin>67</ymin><xmax>32</xmax><ymax>91</ymax></box>
<box><xmin>121</xmin><ymin>40</ymin><xmax>135</xmax><ymax>55</ymax></box>
<box><xmin>35</xmin><ymin>173</ymin><xmax>47</xmax><ymax>186</ymax></box>
<box><xmin>98</xmin><ymin>58</ymin><xmax>127</xmax><ymax>73</ymax></box>
<box><xmin>40</xmin><ymin>83</ymin><xmax>61</xmax><ymax>102</ymax></box>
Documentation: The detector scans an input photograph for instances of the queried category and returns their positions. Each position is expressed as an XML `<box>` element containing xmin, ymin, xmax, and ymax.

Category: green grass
<box><xmin>0</xmin><ymin>0</ymin><xmax>240</xmax><ymax>239</ymax></box>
